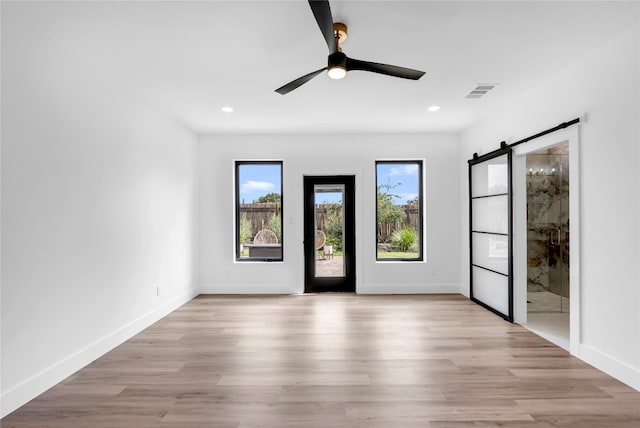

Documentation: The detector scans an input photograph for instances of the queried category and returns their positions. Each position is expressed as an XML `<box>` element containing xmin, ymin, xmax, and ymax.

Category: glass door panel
<box><xmin>526</xmin><ymin>146</ymin><xmax>570</xmax><ymax>313</ymax></box>
<box><xmin>469</xmin><ymin>150</ymin><xmax>513</xmax><ymax>322</ymax></box>
<box><xmin>314</xmin><ymin>185</ymin><xmax>345</xmax><ymax>278</ymax></box>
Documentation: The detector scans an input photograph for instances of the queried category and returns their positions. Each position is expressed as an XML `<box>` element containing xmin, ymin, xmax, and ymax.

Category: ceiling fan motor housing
<box><xmin>328</xmin><ymin>51</ymin><xmax>347</xmax><ymax>70</ymax></box>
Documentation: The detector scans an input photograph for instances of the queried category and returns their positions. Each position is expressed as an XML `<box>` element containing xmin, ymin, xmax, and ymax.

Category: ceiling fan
<box><xmin>275</xmin><ymin>0</ymin><xmax>425</xmax><ymax>95</ymax></box>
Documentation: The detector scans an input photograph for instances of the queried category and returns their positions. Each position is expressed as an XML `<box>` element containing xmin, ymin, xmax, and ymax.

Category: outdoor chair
<box><xmin>323</xmin><ymin>245</ymin><xmax>333</xmax><ymax>260</ymax></box>
<box><xmin>253</xmin><ymin>229</ymin><xmax>278</xmax><ymax>244</ymax></box>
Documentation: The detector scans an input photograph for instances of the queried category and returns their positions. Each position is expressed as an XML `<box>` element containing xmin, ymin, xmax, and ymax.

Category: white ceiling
<box><xmin>17</xmin><ymin>1</ymin><xmax>639</xmax><ymax>134</ymax></box>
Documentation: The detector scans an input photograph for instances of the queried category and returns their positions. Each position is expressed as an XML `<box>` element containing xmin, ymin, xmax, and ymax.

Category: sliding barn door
<box><xmin>469</xmin><ymin>148</ymin><xmax>513</xmax><ymax>321</ymax></box>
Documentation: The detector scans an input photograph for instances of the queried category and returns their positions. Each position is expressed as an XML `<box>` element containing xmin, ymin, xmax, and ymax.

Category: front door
<box><xmin>303</xmin><ymin>176</ymin><xmax>355</xmax><ymax>293</ymax></box>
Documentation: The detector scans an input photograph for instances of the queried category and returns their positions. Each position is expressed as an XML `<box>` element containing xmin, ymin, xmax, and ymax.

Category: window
<box><xmin>376</xmin><ymin>161</ymin><xmax>423</xmax><ymax>261</ymax></box>
<box><xmin>235</xmin><ymin>161</ymin><xmax>283</xmax><ymax>261</ymax></box>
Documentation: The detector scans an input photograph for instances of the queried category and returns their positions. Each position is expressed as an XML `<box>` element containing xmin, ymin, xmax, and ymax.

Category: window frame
<box><xmin>235</xmin><ymin>160</ymin><xmax>284</xmax><ymax>262</ymax></box>
<box><xmin>375</xmin><ymin>160</ymin><xmax>424</xmax><ymax>262</ymax></box>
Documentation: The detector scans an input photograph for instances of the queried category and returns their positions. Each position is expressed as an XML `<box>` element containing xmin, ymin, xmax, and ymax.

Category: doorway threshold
<box><xmin>522</xmin><ymin>313</ymin><xmax>570</xmax><ymax>351</ymax></box>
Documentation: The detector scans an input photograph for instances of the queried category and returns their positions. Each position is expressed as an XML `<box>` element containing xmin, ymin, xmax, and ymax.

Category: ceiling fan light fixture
<box><xmin>328</xmin><ymin>65</ymin><xmax>347</xmax><ymax>80</ymax></box>
<box><xmin>327</xmin><ymin>51</ymin><xmax>347</xmax><ymax>79</ymax></box>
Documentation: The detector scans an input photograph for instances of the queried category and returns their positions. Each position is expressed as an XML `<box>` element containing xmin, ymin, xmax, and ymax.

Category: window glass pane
<box><xmin>471</xmin><ymin>195</ymin><xmax>508</xmax><ymax>234</ymax></box>
<box><xmin>471</xmin><ymin>154</ymin><xmax>508</xmax><ymax>197</ymax></box>
<box><xmin>236</xmin><ymin>162</ymin><xmax>283</xmax><ymax>261</ymax></box>
<box><xmin>314</xmin><ymin>185</ymin><xmax>345</xmax><ymax>277</ymax></box>
<box><xmin>376</xmin><ymin>161</ymin><xmax>423</xmax><ymax>261</ymax></box>
<box><xmin>472</xmin><ymin>233</ymin><xmax>509</xmax><ymax>275</ymax></box>
<box><xmin>471</xmin><ymin>266</ymin><xmax>509</xmax><ymax>315</ymax></box>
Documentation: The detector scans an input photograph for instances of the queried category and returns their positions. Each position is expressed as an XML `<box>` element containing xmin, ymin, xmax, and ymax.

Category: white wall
<box><xmin>198</xmin><ymin>134</ymin><xmax>461</xmax><ymax>294</ymax></box>
<box><xmin>1</xmin><ymin>4</ymin><xmax>198</xmax><ymax>416</ymax></box>
<box><xmin>460</xmin><ymin>23</ymin><xmax>640</xmax><ymax>389</ymax></box>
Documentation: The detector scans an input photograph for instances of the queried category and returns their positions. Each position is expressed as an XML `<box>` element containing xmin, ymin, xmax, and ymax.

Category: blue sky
<box><xmin>238</xmin><ymin>163</ymin><xmax>420</xmax><ymax>205</ymax></box>
<box><xmin>316</xmin><ymin>191</ymin><xmax>342</xmax><ymax>204</ymax></box>
<box><xmin>377</xmin><ymin>163</ymin><xmax>420</xmax><ymax>205</ymax></box>
<box><xmin>238</xmin><ymin>164</ymin><xmax>281</xmax><ymax>203</ymax></box>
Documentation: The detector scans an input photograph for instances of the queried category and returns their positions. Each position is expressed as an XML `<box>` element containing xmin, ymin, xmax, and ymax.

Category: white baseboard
<box><xmin>198</xmin><ymin>283</ymin><xmax>460</xmax><ymax>295</ymax></box>
<box><xmin>578</xmin><ymin>344</ymin><xmax>640</xmax><ymax>392</ymax></box>
<box><xmin>198</xmin><ymin>283</ymin><xmax>302</xmax><ymax>294</ymax></box>
<box><xmin>1</xmin><ymin>287</ymin><xmax>199</xmax><ymax>418</ymax></box>
<box><xmin>357</xmin><ymin>283</ymin><xmax>460</xmax><ymax>294</ymax></box>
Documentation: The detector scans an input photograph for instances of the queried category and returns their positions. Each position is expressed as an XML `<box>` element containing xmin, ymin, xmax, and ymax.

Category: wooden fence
<box><xmin>239</xmin><ymin>203</ymin><xmax>281</xmax><ymax>238</ymax></box>
<box><xmin>240</xmin><ymin>202</ymin><xmax>418</xmax><ymax>241</ymax></box>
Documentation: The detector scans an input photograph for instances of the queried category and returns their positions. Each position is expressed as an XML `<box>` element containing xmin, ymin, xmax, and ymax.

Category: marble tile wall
<box><xmin>527</xmin><ymin>146</ymin><xmax>569</xmax><ymax>300</ymax></box>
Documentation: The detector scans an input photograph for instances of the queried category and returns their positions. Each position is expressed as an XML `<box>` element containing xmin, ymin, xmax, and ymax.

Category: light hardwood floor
<box><xmin>3</xmin><ymin>294</ymin><xmax>639</xmax><ymax>427</ymax></box>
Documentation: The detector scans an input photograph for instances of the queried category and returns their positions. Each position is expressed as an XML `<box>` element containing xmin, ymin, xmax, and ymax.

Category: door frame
<box><xmin>303</xmin><ymin>175</ymin><xmax>356</xmax><ymax>293</ymax></box>
<box><xmin>512</xmin><ymin>125</ymin><xmax>581</xmax><ymax>355</ymax></box>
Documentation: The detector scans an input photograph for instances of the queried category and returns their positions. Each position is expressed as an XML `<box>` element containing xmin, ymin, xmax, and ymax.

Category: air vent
<box><xmin>465</xmin><ymin>83</ymin><xmax>498</xmax><ymax>99</ymax></box>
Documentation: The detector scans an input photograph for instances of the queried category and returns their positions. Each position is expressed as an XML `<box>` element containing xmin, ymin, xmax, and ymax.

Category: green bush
<box><xmin>391</xmin><ymin>226</ymin><xmax>418</xmax><ymax>252</ymax></box>
<box><xmin>240</xmin><ymin>215</ymin><xmax>253</xmax><ymax>243</ymax></box>
<box><xmin>326</xmin><ymin>234</ymin><xmax>342</xmax><ymax>251</ymax></box>
<box><xmin>325</xmin><ymin>208</ymin><xmax>343</xmax><ymax>251</ymax></box>
<box><xmin>377</xmin><ymin>180</ymin><xmax>405</xmax><ymax>242</ymax></box>
<box><xmin>268</xmin><ymin>214</ymin><xmax>282</xmax><ymax>243</ymax></box>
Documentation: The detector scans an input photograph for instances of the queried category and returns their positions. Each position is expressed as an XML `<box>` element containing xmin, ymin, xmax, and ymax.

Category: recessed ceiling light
<box><xmin>428</xmin><ymin>105</ymin><xmax>441</xmax><ymax>112</ymax></box>
<box><xmin>221</xmin><ymin>106</ymin><xmax>234</xmax><ymax>113</ymax></box>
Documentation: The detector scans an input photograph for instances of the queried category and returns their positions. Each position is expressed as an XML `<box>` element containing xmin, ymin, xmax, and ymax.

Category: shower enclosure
<box><xmin>526</xmin><ymin>144</ymin><xmax>569</xmax><ymax>313</ymax></box>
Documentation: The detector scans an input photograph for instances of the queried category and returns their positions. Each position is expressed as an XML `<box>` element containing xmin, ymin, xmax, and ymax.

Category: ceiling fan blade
<box><xmin>308</xmin><ymin>0</ymin><xmax>337</xmax><ymax>54</ymax></box>
<box><xmin>346</xmin><ymin>57</ymin><xmax>425</xmax><ymax>80</ymax></box>
<box><xmin>275</xmin><ymin>67</ymin><xmax>327</xmax><ymax>95</ymax></box>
